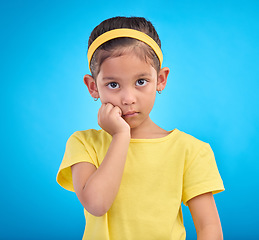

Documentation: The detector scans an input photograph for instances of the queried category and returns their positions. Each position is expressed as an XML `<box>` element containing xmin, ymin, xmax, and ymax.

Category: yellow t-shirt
<box><xmin>57</xmin><ymin>129</ymin><xmax>224</xmax><ymax>240</ymax></box>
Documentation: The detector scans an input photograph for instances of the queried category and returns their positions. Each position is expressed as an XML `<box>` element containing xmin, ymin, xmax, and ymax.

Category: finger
<box><xmin>110</xmin><ymin>105</ymin><xmax>122</xmax><ymax>117</ymax></box>
<box><xmin>98</xmin><ymin>103</ymin><xmax>114</xmax><ymax>123</ymax></box>
<box><xmin>104</xmin><ymin>102</ymin><xmax>114</xmax><ymax>112</ymax></box>
<box><xmin>99</xmin><ymin>103</ymin><xmax>111</xmax><ymax>115</ymax></box>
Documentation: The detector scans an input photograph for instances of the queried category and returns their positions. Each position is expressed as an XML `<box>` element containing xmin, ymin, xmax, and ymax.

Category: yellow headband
<box><xmin>87</xmin><ymin>28</ymin><xmax>163</xmax><ymax>70</ymax></box>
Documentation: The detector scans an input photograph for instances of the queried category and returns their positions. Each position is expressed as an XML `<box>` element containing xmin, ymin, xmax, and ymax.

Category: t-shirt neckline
<box><xmin>130</xmin><ymin>128</ymin><xmax>179</xmax><ymax>143</ymax></box>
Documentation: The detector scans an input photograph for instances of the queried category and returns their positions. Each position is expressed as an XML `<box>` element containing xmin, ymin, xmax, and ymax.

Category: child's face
<box><xmin>95</xmin><ymin>53</ymin><xmax>161</xmax><ymax>129</ymax></box>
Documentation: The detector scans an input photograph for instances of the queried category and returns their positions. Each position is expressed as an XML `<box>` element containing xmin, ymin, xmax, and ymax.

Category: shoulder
<box><xmin>174</xmin><ymin>129</ymin><xmax>207</xmax><ymax>148</ymax></box>
<box><xmin>172</xmin><ymin>129</ymin><xmax>212</xmax><ymax>159</ymax></box>
<box><xmin>69</xmin><ymin>129</ymin><xmax>112</xmax><ymax>146</ymax></box>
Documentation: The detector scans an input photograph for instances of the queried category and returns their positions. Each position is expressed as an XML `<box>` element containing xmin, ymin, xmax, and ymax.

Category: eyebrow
<box><xmin>135</xmin><ymin>73</ymin><xmax>152</xmax><ymax>78</ymax></box>
<box><xmin>102</xmin><ymin>77</ymin><xmax>119</xmax><ymax>81</ymax></box>
<box><xmin>102</xmin><ymin>73</ymin><xmax>152</xmax><ymax>81</ymax></box>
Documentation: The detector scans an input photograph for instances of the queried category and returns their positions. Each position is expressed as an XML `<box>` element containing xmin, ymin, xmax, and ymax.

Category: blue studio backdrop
<box><xmin>1</xmin><ymin>0</ymin><xmax>258</xmax><ymax>239</ymax></box>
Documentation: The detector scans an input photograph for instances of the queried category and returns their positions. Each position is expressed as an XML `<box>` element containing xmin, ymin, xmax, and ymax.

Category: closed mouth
<box><xmin>123</xmin><ymin>111</ymin><xmax>139</xmax><ymax>117</ymax></box>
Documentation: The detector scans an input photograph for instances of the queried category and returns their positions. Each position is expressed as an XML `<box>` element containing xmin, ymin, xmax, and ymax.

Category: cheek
<box><xmin>145</xmin><ymin>86</ymin><xmax>157</xmax><ymax>100</ymax></box>
<box><xmin>99</xmin><ymin>91</ymin><xmax>119</xmax><ymax>105</ymax></box>
<box><xmin>141</xmin><ymin>90</ymin><xmax>156</xmax><ymax>108</ymax></box>
<box><xmin>149</xmin><ymin>94</ymin><xmax>157</xmax><ymax>108</ymax></box>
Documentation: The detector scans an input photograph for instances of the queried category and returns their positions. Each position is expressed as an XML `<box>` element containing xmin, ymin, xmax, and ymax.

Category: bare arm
<box><xmin>188</xmin><ymin>192</ymin><xmax>223</xmax><ymax>240</ymax></box>
<box><xmin>72</xmin><ymin>103</ymin><xmax>130</xmax><ymax>217</ymax></box>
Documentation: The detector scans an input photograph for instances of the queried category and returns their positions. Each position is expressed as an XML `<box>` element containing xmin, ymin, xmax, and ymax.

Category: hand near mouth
<box><xmin>98</xmin><ymin>103</ymin><xmax>130</xmax><ymax>137</ymax></box>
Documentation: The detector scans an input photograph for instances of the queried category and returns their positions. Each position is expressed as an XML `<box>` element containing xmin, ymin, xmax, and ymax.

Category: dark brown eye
<box><xmin>107</xmin><ymin>82</ymin><xmax>119</xmax><ymax>89</ymax></box>
<box><xmin>136</xmin><ymin>79</ymin><xmax>147</xmax><ymax>86</ymax></box>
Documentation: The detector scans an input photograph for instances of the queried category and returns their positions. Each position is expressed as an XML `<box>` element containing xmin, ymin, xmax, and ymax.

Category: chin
<box><xmin>127</xmin><ymin>120</ymin><xmax>144</xmax><ymax>130</ymax></box>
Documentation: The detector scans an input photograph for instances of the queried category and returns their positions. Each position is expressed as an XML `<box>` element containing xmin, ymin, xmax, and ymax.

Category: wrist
<box><xmin>112</xmin><ymin>131</ymin><xmax>131</xmax><ymax>141</ymax></box>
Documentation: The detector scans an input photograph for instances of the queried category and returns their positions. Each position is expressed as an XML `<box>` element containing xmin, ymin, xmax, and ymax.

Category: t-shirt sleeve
<box><xmin>182</xmin><ymin>143</ymin><xmax>224</xmax><ymax>205</ymax></box>
<box><xmin>56</xmin><ymin>131</ymin><xmax>98</xmax><ymax>192</ymax></box>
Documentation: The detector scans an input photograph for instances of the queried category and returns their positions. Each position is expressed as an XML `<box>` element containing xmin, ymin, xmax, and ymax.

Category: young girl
<box><xmin>57</xmin><ymin>16</ymin><xmax>224</xmax><ymax>240</ymax></box>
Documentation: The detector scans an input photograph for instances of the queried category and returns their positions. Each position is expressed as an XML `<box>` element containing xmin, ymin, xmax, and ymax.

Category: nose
<box><xmin>121</xmin><ymin>88</ymin><xmax>136</xmax><ymax>105</ymax></box>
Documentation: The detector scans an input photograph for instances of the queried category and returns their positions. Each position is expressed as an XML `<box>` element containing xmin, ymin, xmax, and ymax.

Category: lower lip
<box><xmin>123</xmin><ymin>112</ymin><xmax>138</xmax><ymax>118</ymax></box>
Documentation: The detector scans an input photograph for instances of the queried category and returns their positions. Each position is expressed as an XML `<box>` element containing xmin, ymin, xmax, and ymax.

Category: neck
<box><xmin>130</xmin><ymin>117</ymin><xmax>169</xmax><ymax>139</ymax></box>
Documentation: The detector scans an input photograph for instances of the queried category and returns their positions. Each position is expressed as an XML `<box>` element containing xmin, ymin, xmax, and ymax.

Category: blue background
<box><xmin>1</xmin><ymin>0</ymin><xmax>258</xmax><ymax>239</ymax></box>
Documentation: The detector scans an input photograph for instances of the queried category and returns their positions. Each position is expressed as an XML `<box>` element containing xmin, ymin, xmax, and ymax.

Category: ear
<box><xmin>83</xmin><ymin>74</ymin><xmax>99</xmax><ymax>99</ymax></box>
<box><xmin>157</xmin><ymin>67</ymin><xmax>170</xmax><ymax>91</ymax></box>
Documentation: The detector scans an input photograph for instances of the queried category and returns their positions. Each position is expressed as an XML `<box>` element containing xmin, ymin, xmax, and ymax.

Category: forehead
<box><xmin>100</xmin><ymin>52</ymin><xmax>155</xmax><ymax>74</ymax></box>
